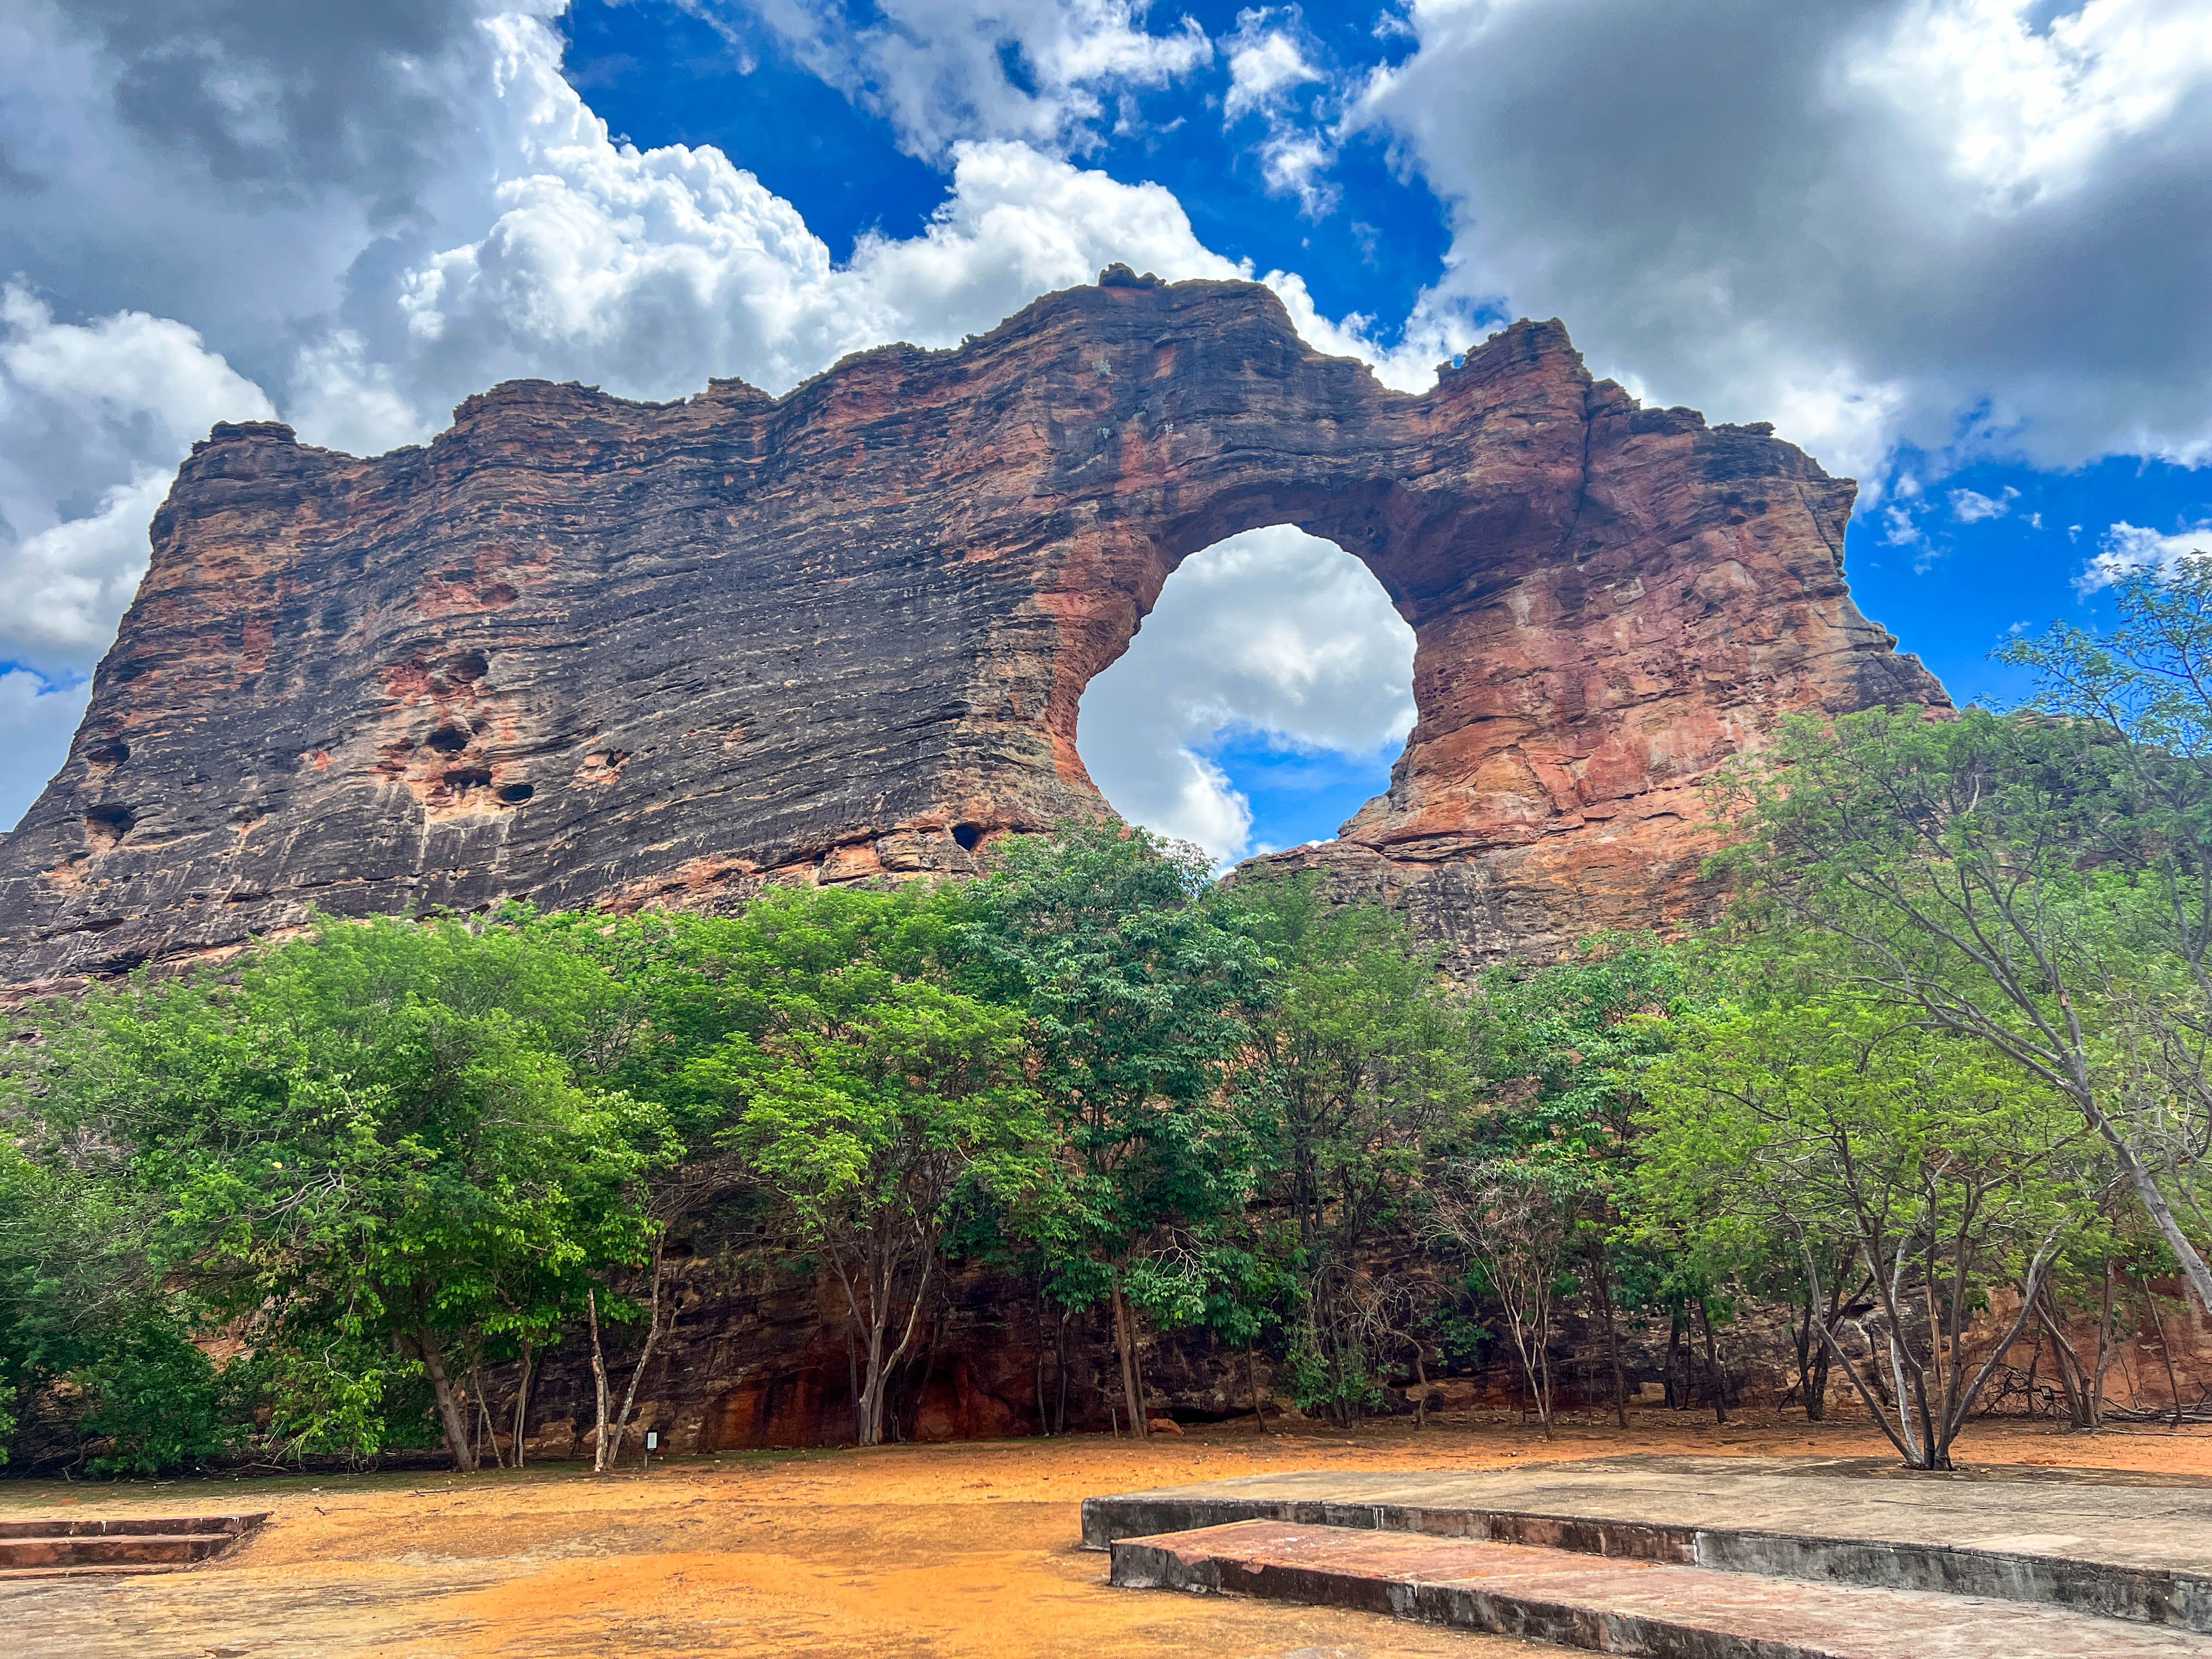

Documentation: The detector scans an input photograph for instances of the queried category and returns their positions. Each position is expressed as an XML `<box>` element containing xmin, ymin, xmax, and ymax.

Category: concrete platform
<box><xmin>1086</xmin><ymin>1455</ymin><xmax>2212</xmax><ymax>1638</ymax></box>
<box><xmin>0</xmin><ymin>1514</ymin><xmax>267</xmax><ymax>1578</ymax></box>
<box><xmin>1111</xmin><ymin>1518</ymin><xmax>2212</xmax><ymax>1657</ymax></box>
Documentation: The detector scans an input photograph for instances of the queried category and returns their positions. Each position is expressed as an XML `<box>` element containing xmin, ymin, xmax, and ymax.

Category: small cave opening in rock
<box><xmin>84</xmin><ymin>740</ymin><xmax>129</xmax><ymax>767</ymax></box>
<box><xmin>84</xmin><ymin>802</ymin><xmax>137</xmax><ymax>850</ymax></box>
<box><xmin>498</xmin><ymin>782</ymin><xmax>535</xmax><ymax>804</ymax></box>
<box><xmin>950</xmin><ymin>822</ymin><xmax>982</xmax><ymax>851</ymax></box>
<box><xmin>425</xmin><ymin>725</ymin><xmax>471</xmax><ymax>753</ymax></box>
<box><xmin>1075</xmin><ymin>525</ymin><xmax>1416</xmax><ymax>867</ymax></box>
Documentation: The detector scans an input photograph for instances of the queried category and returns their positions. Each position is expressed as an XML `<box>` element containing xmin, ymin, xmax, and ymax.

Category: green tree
<box><xmin>673</xmin><ymin>885</ymin><xmax>1049</xmax><ymax>1446</ymax></box>
<box><xmin>14</xmin><ymin>914</ymin><xmax>664</xmax><ymax>1471</ymax></box>
<box><xmin>1709</xmin><ymin>703</ymin><xmax>2212</xmax><ymax>1318</ymax></box>
<box><xmin>0</xmin><ymin>1143</ymin><xmax>239</xmax><ymax>1472</ymax></box>
<box><xmin>1999</xmin><ymin>568</ymin><xmax>2212</xmax><ymax>1277</ymax></box>
<box><xmin>963</xmin><ymin>823</ymin><xmax>1269</xmax><ymax>1437</ymax></box>
<box><xmin>1425</xmin><ymin>1156</ymin><xmax>1593</xmax><ymax>1435</ymax></box>
<box><xmin>1234</xmin><ymin>873</ymin><xmax>1471</xmax><ymax>1423</ymax></box>
<box><xmin>1638</xmin><ymin>1000</ymin><xmax>2091</xmax><ymax>1468</ymax></box>
<box><xmin>1471</xmin><ymin>937</ymin><xmax>1703</xmax><ymax>1425</ymax></box>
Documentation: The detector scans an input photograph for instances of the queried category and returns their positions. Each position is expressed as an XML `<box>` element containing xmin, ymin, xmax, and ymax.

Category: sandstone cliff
<box><xmin>0</xmin><ymin>271</ymin><xmax>1945</xmax><ymax>988</ymax></box>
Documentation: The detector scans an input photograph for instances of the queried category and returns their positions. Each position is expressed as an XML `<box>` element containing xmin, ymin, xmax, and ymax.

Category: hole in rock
<box><xmin>84</xmin><ymin>803</ymin><xmax>137</xmax><ymax>849</ymax></box>
<box><xmin>426</xmin><ymin>725</ymin><xmax>471</xmax><ymax>753</ymax></box>
<box><xmin>84</xmin><ymin>740</ymin><xmax>128</xmax><ymax>767</ymax></box>
<box><xmin>442</xmin><ymin>767</ymin><xmax>493</xmax><ymax>792</ymax></box>
<box><xmin>950</xmin><ymin>822</ymin><xmax>982</xmax><ymax>851</ymax></box>
<box><xmin>1076</xmin><ymin>526</ymin><xmax>1416</xmax><ymax>867</ymax></box>
<box><xmin>497</xmin><ymin>782</ymin><xmax>534</xmax><ymax>804</ymax></box>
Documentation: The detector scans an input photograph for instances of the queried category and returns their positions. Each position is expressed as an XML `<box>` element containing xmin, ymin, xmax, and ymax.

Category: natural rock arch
<box><xmin>0</xmin><ymin>271</ymin><xmax>1945</xmax><ymax>988</ymax></box>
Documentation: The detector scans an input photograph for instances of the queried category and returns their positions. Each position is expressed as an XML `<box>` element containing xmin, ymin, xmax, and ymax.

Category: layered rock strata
<box><xmin>0</xmin><ymin>271</ymin><xmax>1944</xmax><ymax>988</ymax></box>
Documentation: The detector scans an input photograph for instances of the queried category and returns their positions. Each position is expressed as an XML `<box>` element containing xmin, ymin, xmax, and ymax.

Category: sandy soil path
<box><xmin>6</xmin><ymin>1408</ymin><xmax>2210</xmax><ymax>1658</ymax></box>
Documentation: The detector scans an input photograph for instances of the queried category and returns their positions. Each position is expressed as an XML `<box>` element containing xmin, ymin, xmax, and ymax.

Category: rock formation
<box><xmin>0</xmin><ymin>269</ymin><xmax>1944</xmax><ymax>989</ymax></box>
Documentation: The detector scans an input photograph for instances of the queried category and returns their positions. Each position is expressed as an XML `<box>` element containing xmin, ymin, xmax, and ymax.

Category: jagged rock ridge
<box><xmin>0</xmin><ymin>272</ymin><xmax>1945</xmax><ymax>987</ymax></box>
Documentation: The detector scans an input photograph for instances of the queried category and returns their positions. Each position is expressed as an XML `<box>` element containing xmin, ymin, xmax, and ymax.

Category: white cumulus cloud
<box><xmin>719</xmin><ymin>0</ymin><xmax>1211</xmax><ymax>160</ymax></box>
<box><xmin>1224</xmin><ymin>22</ymin><xmax>1322</xmax><ymax>121</ymax></box>
<box><xmin>0</xmin><ymin>285</ymin><xmax>275</xmax><ymax>668</ymax></box>
<box><xmin>1221</xmin><ymin>10</ymin><xmax>1340</xmax><ymax>215</ymax></box>
<box><xmin>2077</xmin><ymin>520</ymin><xmax>2212</xmax><ymax>592</ymax></box>
<box><xmin>369</xmin><ymin>17</ymin><xmax>1252</xmax><ymax>422</ymax></box>
<box><xmin>1950</xmin><ymin>485</ymin><xmax>2019</xmax><ymax>522</ymax></box>
<box><xmin>1358</xmin><ymin>0</ymin><xmax>2212</xmax><ymax>477</ymax></box>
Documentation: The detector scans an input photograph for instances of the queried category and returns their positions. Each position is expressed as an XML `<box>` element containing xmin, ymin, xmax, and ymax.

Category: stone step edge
<box><xmin>0</xmin><ymin>1513</ymin><xmax>269</xmax><ymax>1541</ymax></box>
<box><xmin>0</xmin><ymin>1536</ymin><xmax>228</xmax><ymax>1560</ymax></box>
<box><xmin>1108</xmin><ymin>1523</ymin><xmax>2201</xmax><ymax>1659</ymax></box>
<box><xmin>1111</xmin><ymin>1526</ymin><xmax>1846</xmax><ymax>1659</ymax></box>
<box><xmin>1080</xmin><ymin>1492</ymin><xmax>2212</xmax><ymax>1633</ymax></box>
<box><xmin>0</xmin><ymin>1562</ymin><xmax>193</xmax><ymax>1582</ymax></box>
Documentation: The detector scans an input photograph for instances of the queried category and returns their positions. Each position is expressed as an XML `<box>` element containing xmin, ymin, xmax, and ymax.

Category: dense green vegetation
<box><xmin>10</xmin><ymin>573</ymin><xmax>2212</xmax><ymax>1475</ymax></box>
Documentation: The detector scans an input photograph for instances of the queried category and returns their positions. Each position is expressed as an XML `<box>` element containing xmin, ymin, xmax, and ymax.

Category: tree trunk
<box><xmin>1054</xmin><ymin>1309</ymin><xmax>1070</xmax><ymax>1436</ymax></box>
<box><xmin>416</xmin><ymin>1328</ymin><xmax>477</xmax><ymax>1474</ymax></box>
<box><xmin>1503</xmin><ymin>1279</ymin><xmax>1555</xmax><ymax>1438</ymax></box>
<box><xmin>2037</xmin><ymin>1289</ymin><xmax>2094</xmax><ymax>1429</ymax></box>
<box><xmin>1922</xmin><ymin>1270</ymin><xmax>1949</xmax><ymax>1422</ymax></box>
<box><xmin>856</xmin><ymin>1319</ymin><xmax>888</xmax><ymax>1446</ymax></box>
<box><xmin>1592</xmin><ymin>1259</ymin><xmax>1628</xmax><ymax>1429</ymax></box>
<box><xmin>847</xmin><ymin>1316</ymin><xmax>863</xmax><ymax>1442</ymax></box>
<box><xmin>1113</xmin><ymin>1278</ymin><xmax>1149</xmax><ymax>1437</ymax></box>
<box><xmin>1806</xmin><ymin>1333</ymin><xmax>1832</xmax><ymax>1421</ymax></box>
<box><xmin>2075</xmin><ymin>1078</ymin><xmax>2212</xmax><ymax>1321</ymax></box>
<box><xmin>511</xmin><ymin>1342</ymin><xmax>534</xmax><ymax>1469</ymax></box>
<box><xmin>2154</xmin><ymin>1289</ymin><xmax>2187</xmax><ymax>1429</ymax></box>
<box><xmin>588</xmin><ymin>1290</ymin><xmax>612</xmax><ymax>1474</ymax></box>
<box><xmin>606</xmin><ymin>1232</ymin><xmax>674</xmax><ymax>1470</ymax></box>
<box><xmin>1804</xmin><ymin>1271</ymin><xmax>1850</xmax><ymax>1422</ymax></box>
<box><xmin>470</xmin><ymin>1365</ymin><xmax>503</xmax><ymax>1469</ymax></box>
<box><xmin>849</xmin><ymin>1234</ymin><xmax>935</xmax><ymax>1448</ymax></box>
<box><xmin>1698</xmin><ymin>1301</ymin><xmax>1728</xmax><ymax>1426</ymax></box>
<box><xmin>2091</xmin><ymin>1259</ymin><xmax>2117</xmax><ymax>1429</ymax></box>
<box><xmin>1929</xmin><ymin>1242</ymin><xmax>2059</xmax><ymax>1468</ymax></box>
<box><xmin>1132</xmin><ymin>1305</ymin><xmax>1156</xmax><ymax>1431</ymax></box>
<box><xmin>1791</xmin><ymin>1283</ymin><xmax>1827</xmax><ymax>1420</ymax></box>
<box><xmin>1034</xmin><ymin>1286</ymin><xmax>1049</xmax><ymax>1437</ymax></box>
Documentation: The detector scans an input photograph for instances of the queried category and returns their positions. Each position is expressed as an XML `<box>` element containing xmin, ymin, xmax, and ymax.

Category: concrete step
<box><xmin>0</xmin><ymin>1514</ymin><xmax>268</xmax><ymax>1578</ymax></box>
<box><xmin>0</xmin><ymin>1515</ymin><xmax>262</xmax><ymax>1539</ymax></box>
<box><xmin>1110</xmin><ymin>1519</ymin><xmax>2212</xmax><ymax>1658</ymax></box>
<box><xmin>1082</xmin><ymin>1463</ymin><xmax>2212</xmax><ymax>1632</ymax></box>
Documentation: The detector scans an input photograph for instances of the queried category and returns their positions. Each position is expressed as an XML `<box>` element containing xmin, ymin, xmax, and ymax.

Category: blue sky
<box><xmin>563</xmin><ymin>0</ymin><xmax>1452</xmax><ymax>328</ymax></box>
<box><xmin>2</xmin><ymin>1</ymin><xmax>2209</xmax><ymax>859</ymax></box>
<box><xmin>1849</xmin><ymin>455</ymin><xmax>2212</xmax><ymax>710</ymax></box>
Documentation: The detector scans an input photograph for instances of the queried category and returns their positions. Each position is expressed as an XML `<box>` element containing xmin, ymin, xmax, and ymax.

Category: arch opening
<box><xmin>1075</xmin><ymin>525</ymin><xmax>1417</xmax><ymax>867</ymax></box>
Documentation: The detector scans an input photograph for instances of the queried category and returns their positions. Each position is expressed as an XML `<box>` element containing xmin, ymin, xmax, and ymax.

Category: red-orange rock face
<box><xmin>0</xmin><ymin>273</ymin><xmax>1945</xmax><ymax>987</ymax></box>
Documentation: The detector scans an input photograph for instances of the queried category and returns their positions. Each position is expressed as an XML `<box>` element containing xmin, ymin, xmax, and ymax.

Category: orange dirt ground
<box><xmin>7</xmin><ymin>1408</ymin><xmax>2212</xmax><ymax>1658</ymax></box>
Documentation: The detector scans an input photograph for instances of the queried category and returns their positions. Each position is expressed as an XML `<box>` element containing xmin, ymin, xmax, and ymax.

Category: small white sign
<box><xmin>644</xmin><ymin>1431</ymin><xmax>658</xmax><ymax>1451</ymax></box>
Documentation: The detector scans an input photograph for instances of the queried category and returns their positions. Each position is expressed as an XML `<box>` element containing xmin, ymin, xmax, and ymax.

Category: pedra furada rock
<box><xmin>0</xmin><ymin>267</ymin><xmax>1946</xmax><ymax>990</ymax></box>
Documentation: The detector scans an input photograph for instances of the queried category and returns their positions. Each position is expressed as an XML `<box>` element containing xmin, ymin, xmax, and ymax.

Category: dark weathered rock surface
<box><xmin>0</xmin><ymin>272</ymin><xmax>1944</xmax><ymax>988</ymax></box>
